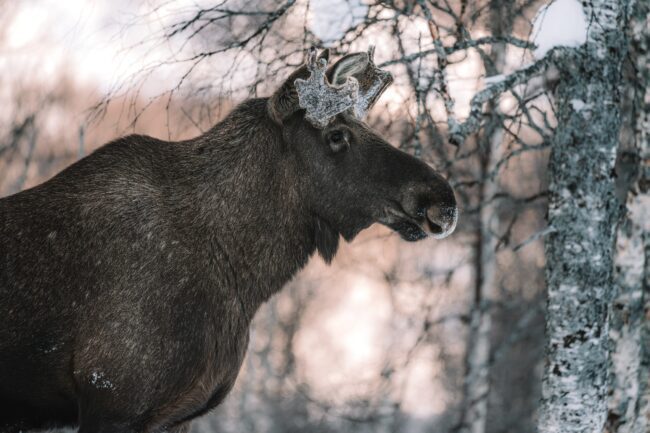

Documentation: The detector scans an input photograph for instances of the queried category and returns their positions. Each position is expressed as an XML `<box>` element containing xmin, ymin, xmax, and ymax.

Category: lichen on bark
<box><xmin>537</xmin><ymin>1</ymin><xmax>632</xmax><ymax>432</ymax></box>
<box><xmin>607</xmin><ymin>0</ymin><xmax>650</xmax><ymax>431</ymax></box>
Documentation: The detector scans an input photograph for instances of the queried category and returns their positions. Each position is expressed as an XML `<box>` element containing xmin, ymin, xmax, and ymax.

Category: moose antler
<box><xmin>351</xmin><ymin>46</ymin><xmax>394</xmax><ymax>119</ymax></box>
<box><xmin>294</xmin><ymin>48</ymin><xmax>359</xmax><ymax>129</ymax></box>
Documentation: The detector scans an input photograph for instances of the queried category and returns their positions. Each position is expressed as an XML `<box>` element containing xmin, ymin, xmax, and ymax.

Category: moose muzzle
<box><xmin>425</xmin><ymin>204</ymin><xmax>458</xmax><ymax>239</ymax></box>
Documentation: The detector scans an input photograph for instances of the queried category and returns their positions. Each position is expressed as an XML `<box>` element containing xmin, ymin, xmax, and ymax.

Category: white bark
<box><xmin>608</xmin><ymin>206</ymin><xmax>648</xmax><ymax>433</ymax></box>
<box><xmin>538</xmin><ymin>0</ymin><xmax>632</xmax><ymax>432</ymax></box>
<box><xmin>460</xmin><ymin>23</ymin><xmax>509</xmax><ymax>430</ymax></box>
<box><xmin>638</xmin><ymin>250</ymin><xmax>650</xmax><ymax>433</ymax></box>
<box><xmin>629</xmin><ymin>4</ymin><xmax>650</xmax><ymax>430</ymax></box>
<box><xmin>606</xmin><ymin>1</ymin><xmax>649</xmax><ymax>431</ymax></box>
<box><xmin>462</xmin><ymin>126</ymin><xmax>502</xmax><ymax>433</ymax></box>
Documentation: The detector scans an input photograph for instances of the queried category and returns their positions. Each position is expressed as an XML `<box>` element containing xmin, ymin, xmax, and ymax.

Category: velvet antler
<box><xmin>294</xmin><ymin>48</ymin><xmax>359</xmax><ymax>129</ymax></box>
<box><xmin>351</xmin><ymin>46</ymin><xmax>393</xmax><ymax>119</ymax></box>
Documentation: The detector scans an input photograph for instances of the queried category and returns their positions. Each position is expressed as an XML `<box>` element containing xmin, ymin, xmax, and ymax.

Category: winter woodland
<box><xmin>0</xmin><ymin>0</ymin><xmax>647</xmax><ymax>432</ymax></box>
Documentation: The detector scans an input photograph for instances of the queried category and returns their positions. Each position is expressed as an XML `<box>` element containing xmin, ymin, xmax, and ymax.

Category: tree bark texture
<box><xmin>606</xmin><ymin>1</ymin><xmax>650</xmax><ymax>431</ymax></box>
<box><xmin>538</xmin><ymin>1</ymin><xmax>632</xmax><ymax>432</ymax></box>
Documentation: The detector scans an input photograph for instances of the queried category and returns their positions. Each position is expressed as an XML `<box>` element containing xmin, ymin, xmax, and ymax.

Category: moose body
<box><xmin>0</xmin><ymin>49</ymin><xmax>457</xmax><ymax>433</ymax></box>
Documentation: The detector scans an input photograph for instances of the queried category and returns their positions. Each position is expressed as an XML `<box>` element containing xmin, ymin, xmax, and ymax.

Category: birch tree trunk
<box><xmin>638</xmin><ymin>245</ymin><xmax>650</xmax><ymax>433</ymax></box>
<box><xmin>607</xmin><ymin>1</ymin><xmax>650</xmax><ymax>431</ymax></box>
<box><xmin>538</xmin><ymin>1</ymin><xmax>631</xmax><ymax>432</ymax></box>
<box><xmin>462</xmin><ymin>116</ymin><xmax>502</xmax><ymax>433</ymax></box>
<box><xmin>461</xmin><ymin>21</ymin><xmax>508</xmax><ymax>432</ymax></box>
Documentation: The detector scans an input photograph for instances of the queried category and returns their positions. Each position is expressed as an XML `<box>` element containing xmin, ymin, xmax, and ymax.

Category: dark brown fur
<box><xmin>0</xmin><ymin>57</ymin><xmax>456</xmax><ymax>433</ymax></box>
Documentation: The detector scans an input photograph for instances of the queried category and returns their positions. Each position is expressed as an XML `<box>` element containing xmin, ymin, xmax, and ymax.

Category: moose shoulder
<box><xmin>0</xmin><ymin>48</ymin><xmax>456</xmax><ymax>433</ymax></box>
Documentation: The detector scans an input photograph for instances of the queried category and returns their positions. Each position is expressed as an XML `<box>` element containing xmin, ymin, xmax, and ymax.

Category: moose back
<box><xmin>0</xmin><ymin>48</ymin><xmax>457</xmax><ymax>433</ymax></box>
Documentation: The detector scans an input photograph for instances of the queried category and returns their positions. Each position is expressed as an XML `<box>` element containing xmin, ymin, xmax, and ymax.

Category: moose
<box><xmin>0</xmin><ymin>48</ymin><xmax>457</xmax><ymax>433</ymax></box>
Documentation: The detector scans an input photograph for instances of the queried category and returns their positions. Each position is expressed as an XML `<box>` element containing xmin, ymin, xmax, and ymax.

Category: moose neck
<box><xmin>174</xmin><ymin>98</ymin><xmax>325</xmax><ymax>318</ymax></box>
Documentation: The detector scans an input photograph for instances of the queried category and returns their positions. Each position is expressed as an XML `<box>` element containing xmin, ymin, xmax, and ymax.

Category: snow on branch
<box><xmin>447</xmin><ymin>57</ymin><xmax>551</xmax><ymax>146</ymax></box>
<box><xmin>377</xmin><ymin>36</ymin><xmax>535</xmax><ymax>68</ymax></box>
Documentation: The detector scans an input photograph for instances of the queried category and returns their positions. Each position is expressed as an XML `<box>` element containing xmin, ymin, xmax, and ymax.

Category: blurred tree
<box><xmin>458</xmin><ymin>2</ymin><xmax>511</xmax><ymax>432</ymax></box>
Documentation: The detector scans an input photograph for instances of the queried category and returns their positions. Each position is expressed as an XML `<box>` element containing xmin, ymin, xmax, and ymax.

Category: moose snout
<box><xmin>425</xmin><ymin>204</ymin><xmax>458</xmax><ymax>239</ymax></box>
<box><xmin>413</xmin><ymin>175</ymin><xmax>458</xmax><ymax>240</ymax></box>
<box><xmin>390</xmin><ymin>177</ymin><xmax>458</xmax><ymax>241</ymax></box>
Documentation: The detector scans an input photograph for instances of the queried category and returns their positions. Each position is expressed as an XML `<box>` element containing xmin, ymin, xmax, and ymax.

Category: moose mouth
<box><xmin>381</xmin><ymin>204</ymin><xmax>457</xmax><ymax>242</ymax></box>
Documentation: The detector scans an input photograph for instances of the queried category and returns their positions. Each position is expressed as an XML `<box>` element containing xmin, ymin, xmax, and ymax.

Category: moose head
<box><xmin>268</xmin><ymin>47</ymin><xmax>458</xmax><ymax>256</ymax></box>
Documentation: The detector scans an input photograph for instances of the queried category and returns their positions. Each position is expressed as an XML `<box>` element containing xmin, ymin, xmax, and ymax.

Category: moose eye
<box><xmin>327</xmin><ymin>130</ymin><xmax>349</xmax><ymax>153</ymax></box>
<box><xmin>330</xmin><ymin>131</ymin><xmax>344</xmax><ymax>142</ymax></box>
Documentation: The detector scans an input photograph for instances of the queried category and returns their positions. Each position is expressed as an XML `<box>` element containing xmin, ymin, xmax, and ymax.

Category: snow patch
<box><xmin>90</xmin><ymin>371</ymin><xmax>115</xmax><ymax>390</ymax></box>
<box><xmin>570</xmin><ymin>99</ymin><xmax>587</xmax><ymax>111</ymax></box>
<box><xmin>484</xmin><ymin>74</ymin><xmax>506</xmax><ymax>85</ymax></box>
<box><xmin>532</xmin><ymin>0</ymin><xmax>588</xmax><ymax>59</ymax></box>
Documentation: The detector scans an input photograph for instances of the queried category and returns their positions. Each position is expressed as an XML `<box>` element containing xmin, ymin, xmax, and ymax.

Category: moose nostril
<box><xmin>428</xmin><ymin>220</ymin><xmax>444</xmax><ymax>235</ymax></box>
<box><xmin>426</xmin><ymin>205</ymin><xmax>458</xmax><ymax>239</ymax></box>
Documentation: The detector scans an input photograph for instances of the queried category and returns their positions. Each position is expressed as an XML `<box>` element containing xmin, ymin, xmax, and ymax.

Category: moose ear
<box><xmin>327</xmin><ymin>52</ymin><xmax>369</xmax><ymax>86</ymax></box>
<box><xmin>267</xmin><ymin>49</ymin><xmax>331</xmax><ymax>125</ymax></box>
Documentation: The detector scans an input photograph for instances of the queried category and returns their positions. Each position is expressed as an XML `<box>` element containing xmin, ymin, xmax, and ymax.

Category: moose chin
<box><xmin>0</xmin><ymin>47</ymin><xmax>457</xmax><ymax>433</ymax></box>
